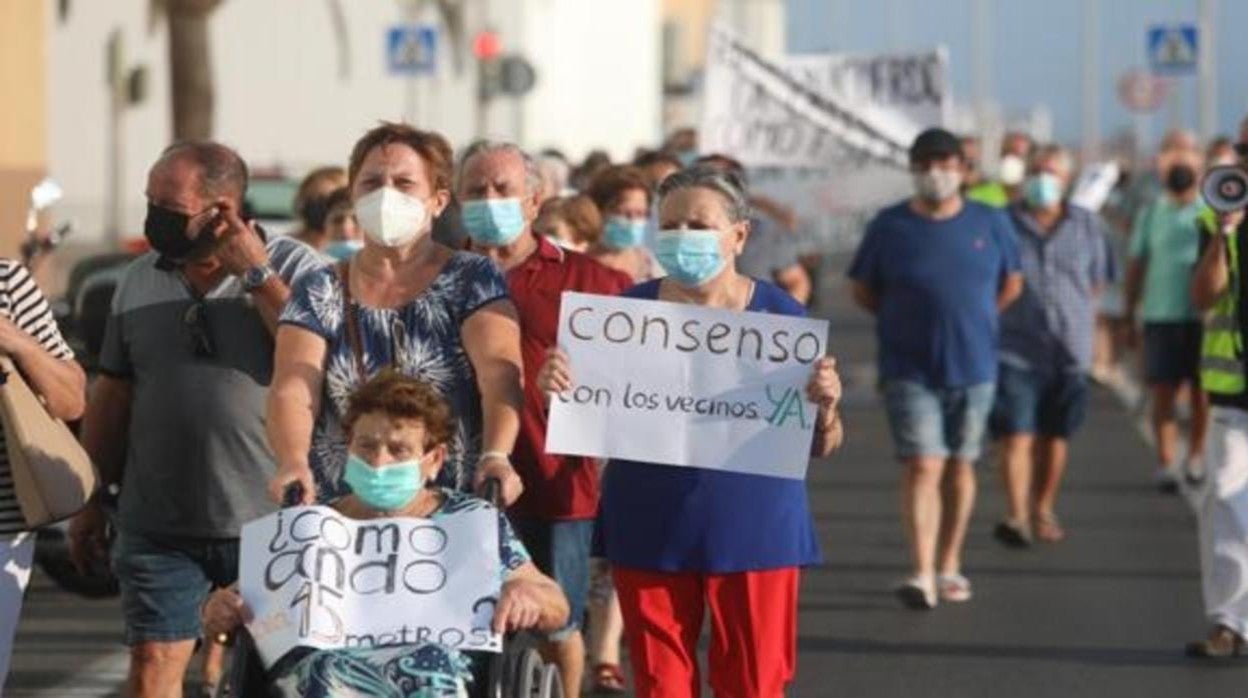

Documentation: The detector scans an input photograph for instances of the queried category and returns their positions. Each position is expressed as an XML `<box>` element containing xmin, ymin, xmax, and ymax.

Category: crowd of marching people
<box><xmin>0</xmin><ymin>111</ymin><xmax>1239</xmax><ymax>697</ymax></box>
<box><xmin>853</xmin><ymin>121</ymin><xmax>1248</xmax><ymax>664</ymax></box>
<box><xmin>19</xmin><ymin>123</ymin><xmax>842</xmax><ymax>698</ymax></box>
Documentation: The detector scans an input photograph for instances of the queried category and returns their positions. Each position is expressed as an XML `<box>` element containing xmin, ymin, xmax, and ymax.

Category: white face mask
<box><xmin>913</xmin><ymin>168</ymin><xmax>963</xmax><ymax>203</ymax></box>
<box><xmin>998</xmin><ymin>154</ymin><xmax>1027</xmax><ymax>186</ymax></box>
<box><xmin>353</xmin><ymin>187</ymin><xmax>429</xmax><ymax>248</ymax></box>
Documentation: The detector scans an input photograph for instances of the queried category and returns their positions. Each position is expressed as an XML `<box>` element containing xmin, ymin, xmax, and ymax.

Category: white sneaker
<box><xmin>1155</xmin><ymin>466</ymin><xmax>1180</xmax><ymax>494</ymax></box>
<box><xmin>894</xmin><ymin>575</ymin><xmax>937</xmax><ymax>610</ymax></box>
<box><xmin>1183</xmin><ymin>456</ymin><xmax>1206</xmax><ymax>486</ymax></box>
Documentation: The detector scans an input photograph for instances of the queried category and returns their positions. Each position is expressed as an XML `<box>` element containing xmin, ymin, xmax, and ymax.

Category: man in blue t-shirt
<box><xmin>849</xmin><ymin>127</ymin><xmax>1023</xmax><ymax>610</ymax></box>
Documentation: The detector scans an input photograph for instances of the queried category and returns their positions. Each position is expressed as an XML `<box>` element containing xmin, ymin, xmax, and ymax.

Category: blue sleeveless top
<box><xmin>597</xmin><ymin>279</ymin><xmax>822</xmax><ymax>573</ymax></box>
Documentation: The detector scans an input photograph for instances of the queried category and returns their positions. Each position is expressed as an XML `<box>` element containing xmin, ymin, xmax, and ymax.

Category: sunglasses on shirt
<box><xmin>183</xmin><ymin>300</ymin><xmax>215</xmax><ymax>359</ymax></box>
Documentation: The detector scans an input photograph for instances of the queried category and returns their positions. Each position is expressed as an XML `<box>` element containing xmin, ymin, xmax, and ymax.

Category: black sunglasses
<box><xmin>183</xmin><ymin>300</ymin><xmax>215</xmax><ymax>359</ymax></box>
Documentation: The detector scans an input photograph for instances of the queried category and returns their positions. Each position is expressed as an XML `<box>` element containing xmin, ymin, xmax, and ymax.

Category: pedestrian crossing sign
<box><xmin>387</xmin><ymin>25</ymin><xmax>437</xmax><ymax>75</ymax></box>
<box><xmin>1147</xmin><ymin>24</ymin><xmax>1198</xmax><ymax>75</ymax></box>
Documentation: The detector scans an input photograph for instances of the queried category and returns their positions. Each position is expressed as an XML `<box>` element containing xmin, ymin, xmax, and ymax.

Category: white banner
<box><xmin>699</xmin><ymin>26</ymin><xmax>948</xmax><ymax>170</ymax></box>
<box><xmin>698</xmin><ymin>27</ymin><xmax>951</xmax><ymax>250</ymax></box>
<box><xmin>546</xmin><ymin>292</ymin><xmax>829</xmax><ymax>480</ymax></box>
<box><xmin>239</xmin><ymin>506</ymin><xmax>503</xmax><ymax>668</ymax></box>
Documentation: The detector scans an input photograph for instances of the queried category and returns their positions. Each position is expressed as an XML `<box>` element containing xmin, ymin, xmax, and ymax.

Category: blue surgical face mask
<box><xmin>462</xmin><ymin>198</ymin><xmax>527</xmax><ymax>246</ymax></box>
<box><xmin>603</xmin><ymin>216</ymin><xmax>647</xmax><ymax>250</ymax></box>
<box><xmin>343</xmin><ymin>453</ymin><xmax>425</xmax><ymax>511</ymax></box>
<box><xmin>1023</xmin><ymin>173</ymin><xmax>1063</xmax><ymax>209</ymax></box>
<box><xmin>325</xmin><ymin>239</ymin><xmax>364</xmax><ymax>261</ymax></box>
<box><xmin>655</xmin><ymin>229</ymin><xmax>727</xmax><ymax>287</ymax></box>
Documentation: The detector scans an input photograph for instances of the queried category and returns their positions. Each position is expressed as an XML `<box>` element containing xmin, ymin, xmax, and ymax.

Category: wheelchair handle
<box><xmin>281</xmin><ymin>482</ymin><xmax>305</xmax><ymax>508</ymax></box>
<box><xmin>480</xmin><ymin>477</ymin><xmax>503</xmax><ymax>508</ymax></box>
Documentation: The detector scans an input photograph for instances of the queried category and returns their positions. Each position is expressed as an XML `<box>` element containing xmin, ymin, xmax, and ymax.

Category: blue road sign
<box><xmin>387</xmin><ymin>25</ymin><xmax>437</xmax><ymax>75</ymax></box>
<box><xmin>1147</xmin><ymin>24</ymin><xmax>1198</xmax><ymax>76</ymax></box>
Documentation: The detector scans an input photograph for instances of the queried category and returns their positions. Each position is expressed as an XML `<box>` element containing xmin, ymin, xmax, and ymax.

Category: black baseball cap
<box><xmin>909</xmin><ymin>128</ymin><xmax>964</xmax><ymax>164</ymax></box>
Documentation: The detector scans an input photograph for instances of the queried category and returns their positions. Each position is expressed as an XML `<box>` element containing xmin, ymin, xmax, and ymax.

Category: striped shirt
<box><xmin>0</xmin><ymin>260</ymin><xmax>75</xmax><ymax>535</ymax></box>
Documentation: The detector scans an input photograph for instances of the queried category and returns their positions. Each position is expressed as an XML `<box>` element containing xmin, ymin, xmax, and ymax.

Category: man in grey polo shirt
<box><xmin>991</xmin><ymin>144</ymin><xmax>1114</xmax><ymax>547</ymax></box>
<box><xmin>68</xmin><ymin>141</ymin><xmax>322</xmax><ymax>696</ymax></box>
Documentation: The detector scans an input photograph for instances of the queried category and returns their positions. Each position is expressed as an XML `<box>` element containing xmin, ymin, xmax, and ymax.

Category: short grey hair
<box><xmin>1029</xmin><ymin>143</ymin><xmax>1074</xmax><ymax>177</ymax></box>
<box><xmin>538</xmin><ymin>155</ymin><xmax>570</xmax><ymax>194</ymax></box>
<box><xmin>656</xmin><ymin>164</ymin><xmax>751</xmax><ymax>222</ymax></box>
<box><xmin>456</xmin><ymin>140</ymin><xmax>543</xmax><ymax>196</ymax></box>
<box><xmin>157</xmin><ymin>141</ymin><xmax>249</xmax><ymax>205</ymax></box>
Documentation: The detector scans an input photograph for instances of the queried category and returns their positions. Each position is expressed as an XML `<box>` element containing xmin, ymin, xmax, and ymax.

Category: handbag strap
<box><xmin>336</xmin><ymin>261</ymin><xmax>367</xmax><ymax>384</ymax></box>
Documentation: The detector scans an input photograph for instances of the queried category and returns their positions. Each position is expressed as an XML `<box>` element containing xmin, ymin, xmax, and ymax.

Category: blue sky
<box><xmin>786</xmin><ymin>0</ymin><xmax>1247</xmax><ymax>146</ymax></box>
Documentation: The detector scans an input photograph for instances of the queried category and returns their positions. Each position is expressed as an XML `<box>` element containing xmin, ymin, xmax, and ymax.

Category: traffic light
<box><xmin>472</xmin><ymin>30</ymin><xmax>502</xmax><ymax>62</ymax></box>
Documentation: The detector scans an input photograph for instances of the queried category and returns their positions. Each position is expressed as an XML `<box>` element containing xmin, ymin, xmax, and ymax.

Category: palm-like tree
<box><xmin>153</xmin><ymin>0</ymin><xmax>466</xmax><ymax>140</ymax></box>
<box><xmin>160</xmin><ymin>0</ymin><xmax>222</xmax><ymax>140</ymax></box>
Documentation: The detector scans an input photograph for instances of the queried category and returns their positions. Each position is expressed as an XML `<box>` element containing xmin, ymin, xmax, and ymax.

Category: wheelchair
<box><xmin>215</xmin><ymin>479</ymin><xmax>564</xmax><ymax>697</ymax></box>
<box><xmin>216</xmin><ymin>629</ymin><xmax>564</xmax><ymax>697</ymax></box>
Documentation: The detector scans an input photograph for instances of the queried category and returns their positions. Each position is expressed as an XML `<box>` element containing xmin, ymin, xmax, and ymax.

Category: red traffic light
<box><xmin>472</xmin><ymin>31</ymin><xmax>502</xmax><ymax>61</ymax></box>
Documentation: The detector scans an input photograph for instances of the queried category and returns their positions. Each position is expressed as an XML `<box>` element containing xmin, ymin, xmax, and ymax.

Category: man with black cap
<box><xmin>68</xmin><ymin>141</ymin><xmax>323</xmax><ymax>696</ymax></box>
<box><xmin>849</xmin><ymin>127</ymin><xmax>1023</xmax><ymax>610</ymax></box>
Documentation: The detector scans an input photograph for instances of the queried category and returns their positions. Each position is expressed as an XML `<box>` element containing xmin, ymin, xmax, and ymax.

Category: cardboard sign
<box><xmin>239</xmin><ymin>505</ymin><xmax>503</xmax><ymax>668</ymax></box>
<box><xmin>546</xmin><ymin>292</ymin><xmax>829</xmax><ymax>480</ymax></box>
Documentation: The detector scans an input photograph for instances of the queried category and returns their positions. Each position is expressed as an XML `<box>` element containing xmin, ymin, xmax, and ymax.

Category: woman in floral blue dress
<box><xmin>267</xmin><ymin>122</ymin><xmax>525</xmax><ymax>506</ymax></box>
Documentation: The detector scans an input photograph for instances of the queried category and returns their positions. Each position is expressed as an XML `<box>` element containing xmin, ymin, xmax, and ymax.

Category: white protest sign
<box><xmin>1070</xmin><ymin>161</ymin><xmax>1121</xmax><ymax>213</ymax></box>
<box><xmin>546</xmin><ymin>292</ymin><xmax>829</xmax><ymax>480</ymax></box>
<box><xmin>239</xmin><ymin>505</ymin><xmax>502</xmax><ymax>668</ymax></box>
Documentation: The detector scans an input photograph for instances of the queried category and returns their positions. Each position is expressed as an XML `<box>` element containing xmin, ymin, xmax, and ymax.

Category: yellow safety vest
<box><xmin>1200</xmin><ymin>220</ymin><xmax>1246</xmax><ymax>395</ymax></box>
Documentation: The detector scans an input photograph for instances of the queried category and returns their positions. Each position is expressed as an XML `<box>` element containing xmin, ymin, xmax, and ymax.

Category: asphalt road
<box><xmin>7</xmin><ymin>267</ymin><xmax>1248</xmax><ymax>697</ymax></box>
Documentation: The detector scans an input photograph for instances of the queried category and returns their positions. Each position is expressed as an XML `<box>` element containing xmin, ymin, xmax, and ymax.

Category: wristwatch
<box><xmin>241</xmin><ymin>264</ymin><xmax>275</xmax><ymax>291</ymax></box>
<box><xmin>95</xmin><ymin>482</ymin><xmax>121</xmax><ymax>512</ymax></box>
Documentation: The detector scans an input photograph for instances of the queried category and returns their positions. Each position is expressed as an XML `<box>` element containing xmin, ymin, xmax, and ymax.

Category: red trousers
<box><xmin>612</xmin><ymin>566</ymin><xmax>799</xmax><ymax>698</ymax></box>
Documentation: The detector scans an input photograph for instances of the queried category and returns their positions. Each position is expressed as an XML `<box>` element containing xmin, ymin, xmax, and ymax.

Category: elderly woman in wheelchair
<box><xmin>202</xmin><ymin>371</ymin><xmax>568</xmax><ymax>697</ymax></box>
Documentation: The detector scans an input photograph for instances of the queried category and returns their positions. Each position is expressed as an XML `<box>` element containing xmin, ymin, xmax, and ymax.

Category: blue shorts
<box><xmin>112</xmin><ymin>529</ymin><xmax>239</xmax><ymax>645</ymax></box>
<box><xmin>882</xmin><ymin>380</ymin><xmax>996</xmax><ymax>462</ymax></box>
<box><xmin>990</xmin><ymin>363</ymin><xmax>1090</xmax><ymax>438</ymax></box>
<box><xmin>510</xmin><ymin>518</ymin><xmax>593</xmax><ymax>642</ymax></box>
<box><xmin>1143</xmin><ymin>321</ymin><xmax>1202</xmax><ymax>385</ymax></box>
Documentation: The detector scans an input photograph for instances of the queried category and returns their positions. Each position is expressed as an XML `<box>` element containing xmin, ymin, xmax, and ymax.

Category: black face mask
<box><xmin>144</xmin><ymin>202</ymin><xmax>216</xmax><ymax>267</ymax></box>
<box><xmin>1166</xmin><ymin>164</ymin><xmax>1197</xmax><ymax>193</ymax></box>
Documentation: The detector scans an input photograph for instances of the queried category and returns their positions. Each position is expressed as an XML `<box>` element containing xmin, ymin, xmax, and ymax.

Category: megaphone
<box><xmin>1201</xmin><ymin>165</ymin><xmax>1248</xmax><ymax>213</ymax></box>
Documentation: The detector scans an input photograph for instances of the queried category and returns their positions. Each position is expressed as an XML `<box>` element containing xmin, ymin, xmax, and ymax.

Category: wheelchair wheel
<box><xmin>538</xmin><ymin>663</ymin><xmax>563</xmax><ymax>698</ymax></box>
<box><xmin>514</xmin><ymin>648</ymin><xmax>544</xmax><ymax>697</ymax></box>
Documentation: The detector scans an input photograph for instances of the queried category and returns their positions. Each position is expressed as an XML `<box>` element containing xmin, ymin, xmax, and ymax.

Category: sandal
<box><xmin>1033</xmin><ymin>511</ymin><xmax>1066</xmax><ymax>543</ymax></box>
<box><xmin>993</xmin><ymin>520</ymin><xmax>1032</xmax><ymax>548</ymax></box>
<box><xmin>893</xmin><ymin>575</ymin><xmax>937</xmax><ymax>610</ymax></box>
<box><xmin>936</xmin><ymin>573</ymin><xmax>973</xmax><ymax>603</ymax></box>
<box><xmin>1186</xmin><ymin>625</ymin><xmax>1248</xmax><ymax>658</ymax></box>
<box><xmin>592</xmin><ymin>663</ymin><xmax>627</xmax><ymax>694</ymax></box>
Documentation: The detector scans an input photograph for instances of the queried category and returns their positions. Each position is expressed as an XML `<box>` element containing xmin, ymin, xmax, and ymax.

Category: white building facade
<box><xmin>47</xmin><ymin>0</ymin><xmax>662</xmax><ymax>240</ymax></box>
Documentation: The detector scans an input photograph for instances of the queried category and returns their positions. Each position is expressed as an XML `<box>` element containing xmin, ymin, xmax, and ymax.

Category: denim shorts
<box><xmin>990</xmin><ymin>363</ymin><xmax>1090</xmax><ymax>438</ymax></box>
<box><xmin>112</xmin><ymin>529</ymin><xmax>239</xmax><ymax>645</ymax></box>
<box><xmin>510</xmin><ymin>518</ymin><xmax>593</xmax><ymax>642</ymax></box>
<box><xmin>882</xmin><ymin>380</ymin><xmax>996</xmax><ymax>462</ymax></box>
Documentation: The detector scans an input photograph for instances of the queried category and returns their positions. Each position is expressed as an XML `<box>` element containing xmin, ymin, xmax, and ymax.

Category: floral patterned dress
<box><xmin>279</xmin><ymin>253</ymin><xmax>509</xmax><ymax>500</ymax></box>
<box><xmin>269</xmin><ymin>489</ymin><xmax>531</xmax><ymax>697</ymax></box>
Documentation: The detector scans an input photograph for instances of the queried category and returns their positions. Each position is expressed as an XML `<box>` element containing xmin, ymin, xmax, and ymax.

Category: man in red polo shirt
<box><xmin>457</xmin><ymin>140</ymin><xmax>632</xmax><ymax>693</ymax></box>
